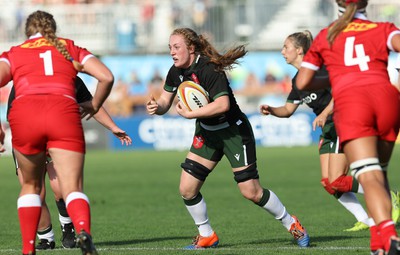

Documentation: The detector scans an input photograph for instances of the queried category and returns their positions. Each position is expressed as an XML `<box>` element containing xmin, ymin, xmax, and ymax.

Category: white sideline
<box><xmin>0</xmin><ymin>245</ymin><xmax>369</xmax><ymax>253</ymax></box>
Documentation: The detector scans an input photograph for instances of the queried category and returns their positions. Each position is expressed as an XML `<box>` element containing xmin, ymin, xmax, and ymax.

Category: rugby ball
<box><xmin>177</xmin><ymin>81</ymin><xmax>209</xmax><ymax>111</ymax></box>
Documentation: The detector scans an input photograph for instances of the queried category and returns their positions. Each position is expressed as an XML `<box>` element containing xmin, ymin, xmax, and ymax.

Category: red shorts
<box><xmin>333</xmin><ymin>84</ymin><xmax>400</xmax><ymax>144</ymax></box>
<box><xmin>8</xmin><ymin>95</ymin><xmax>85</xmax><ymax>155</ymax></box>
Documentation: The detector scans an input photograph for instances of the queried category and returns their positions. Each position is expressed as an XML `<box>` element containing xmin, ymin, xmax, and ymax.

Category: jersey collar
<box><xmin>29</xmin><ymin>32</ymin><xmax>43</xmax><ymax>39</ymax></box>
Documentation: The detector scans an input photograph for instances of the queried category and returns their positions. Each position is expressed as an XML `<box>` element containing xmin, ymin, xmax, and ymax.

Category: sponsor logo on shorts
<box><xmin>318</xmin><ymin>138</ymin><xmax>323</xmax><ymax>150</ymax></box>
<box><xmin>193</xmin><ymin>135</ymin><xmax>204</xmax><ymax>149</ymax></box>
<box><xmin>234</xmin><ymin>154</ymin><xmax>240</xmax><ymax>161</ymax></box>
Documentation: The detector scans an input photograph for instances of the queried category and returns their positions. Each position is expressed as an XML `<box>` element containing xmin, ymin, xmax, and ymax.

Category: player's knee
<box><xmin>181</xmin><ymin>158</ymin><xmax>211</xmax><ymax>182</ymax></box>
<box><xmin>182</xmin><ymin>192</ymin><xmax>203</xmax><ymax>206</ymax></box>
<box><xmin>233</xmin><ymin>164</ymin><xmax>259</xmax><ymax>183</ymax></box>
<box><xmin>321</xmin><ymin>178</ymin><xmax>336</xmax><ymax>195</ymax></box>
<box><xmin>330</xmin><ymin>175</ymin><xmax>353</xmax><ymax>193</ymax></box>
<box><xmin>350</xmin><ymin>158</ymin><xmax>381</xmax><ymax>179</ymax></box>
<box><xmin>240</xmin><ymin>188</ymin><xmax>260</xmax><ymax>202</ymax></box>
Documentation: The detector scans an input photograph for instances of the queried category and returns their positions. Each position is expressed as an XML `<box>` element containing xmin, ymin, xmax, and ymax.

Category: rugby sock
<box><xmin>370</xmin><ymin>225</ymin><xmax>383</xmax><ymax>251</ymax></box>
<box><xmin>56</xmin><ymin>199</ymin><xmax>73</xmax><ymax>226</ymax></box>
<box><xmin>56</xmin><ymin>199</ymin><xmax>69</xmax><ymax>217</ymax></box>
<box><xmin>357</xmin><ymin>184</ymin><xmax>364</xmax><ymax>194</ymax></box>
<box><xmin>37</xmin><ymin>224</ymin><xmax>55</xmax><ymax>242</ymax></box>
<box><xmin>183</xmin><ymin>193</ymin><xmax>213</xmax><ymax>237</ymax></box>
<box><xmin>66</xmin><ymin>192</ymin><xmax>91</xmax><ymax>234</ymax></box>
<box><xmin>337</xmin><ymin>192</ymin><xmax>369</xmax><ymax>223</ymax></box>
<box><xmin>366</xmin><ymin>217</ymin><xmax>376</xmax><ymax>227</ymax></box>
<box><xmin>18</xmin><ymin>194</ymin><xmax>41</xmax><ymax>254</ymax></box>
<box><xmin>331</xmin><ymin>175</ymin><xmax>354</xmax><ymax>193</ymax></box>
<box><xmin>350</xmin><ymin>178</ymin><xmax>361</xmax><ymax>193</ymax></box>
<box><xmin>377</xmin><ymin>220</ymin><xmax>398</xmax><ymax>251</ymax></box>
<box><xmin>257</xmin><ymin>189</ymin><xmax>293</xmax><ymax>230</ymax></box>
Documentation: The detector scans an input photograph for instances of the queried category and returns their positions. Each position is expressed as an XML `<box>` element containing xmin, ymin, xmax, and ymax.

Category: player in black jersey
<box><xmin>146</xmin><ymin>27</ymin><xmax>310</xmax><ymax>249</ymax></box>
<box><xmin>7</xmin><ymin>76</ymin><xmax>132</xmax><ymax>250</ymax></box>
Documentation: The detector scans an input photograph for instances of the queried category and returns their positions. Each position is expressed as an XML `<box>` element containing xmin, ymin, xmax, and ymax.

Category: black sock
<box><xmin>56</xmin><ymin>199</ymin><xmax>69</xmax><ymax>217</ymax></box>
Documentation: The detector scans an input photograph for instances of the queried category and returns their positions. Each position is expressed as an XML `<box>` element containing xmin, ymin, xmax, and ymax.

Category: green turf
<box><xmin>0</xmin><ymin>145</ymin><xmax>399</xmax><ymax>255</ymax></box>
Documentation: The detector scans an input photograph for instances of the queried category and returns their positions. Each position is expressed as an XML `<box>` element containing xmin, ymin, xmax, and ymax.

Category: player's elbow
<box><xmin>214</xmin><ymin>95</ymin><xmax>230</xmax><ymax>113</ymax></box>
<box><xmin>103</xmin><ymin>72</ymin><xmax>115</xmax><ymax>86</ymax></box>
<box><xmin>219</xmin><ymin>102</ymin><xmax>230</xmax><ymax>113</ymax></box>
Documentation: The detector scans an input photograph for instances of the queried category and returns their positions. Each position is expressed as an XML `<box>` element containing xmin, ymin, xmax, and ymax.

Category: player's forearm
<box><xmin>93</xmin><ymin>107</ymin><xmax>118</xmax><ymax>131</ymax></box>
<box><xmin>154</xmin><ymin>94</ymin><xmax>174</xmax><ymax>115</ymax></box>
<box><xmin>92</xmin><ymin>80</ymin><xmax>113</xmax><ymax>111</ymax></box>
<box><xmin>269</xmin><ymin>103</ymin><xmax>297</xmax><ymax>118</ymax></box>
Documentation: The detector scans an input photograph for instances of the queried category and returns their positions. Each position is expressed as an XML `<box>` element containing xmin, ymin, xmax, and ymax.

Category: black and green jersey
<box><xmin>164</xmin><ymin>55</ymin><xmax>243</xmax><ymax>126</ymax></box>
<box><xmin>165</xmin><ymin>55</ymin><xmax>256</xmax><ymax>167</ymax></box>
<box><xmin>288</xmin><ymin>67</ymin><xmax>341</xmax><ymax>154</ymax></box>
<box><xmin>288</xmin><ymin>67</ymin><xmax>332</xmax><ymax>121</ymax></box>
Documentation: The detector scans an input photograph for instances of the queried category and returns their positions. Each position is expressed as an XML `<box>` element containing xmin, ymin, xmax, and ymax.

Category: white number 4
<box><xmin>344</xmin><ymin>36</ymin><xmax>370</xmax><ymax>71</ymax></box>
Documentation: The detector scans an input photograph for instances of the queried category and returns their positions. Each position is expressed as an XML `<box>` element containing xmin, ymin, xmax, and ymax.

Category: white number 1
<box><xmin>344</xmin><ymin>36</ymin><xmax>370</xmax><ymax>71</ymax></box>
<box><xmin>39</xmin><ymin>50</ymin><xmax>54</xmax><ymax>76</ymax></box>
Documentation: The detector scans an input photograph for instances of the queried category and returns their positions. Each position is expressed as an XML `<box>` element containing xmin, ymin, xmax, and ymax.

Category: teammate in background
<box><xmin>146</xmin><ymin>27</ymin><xmax>310</xmax><ymax>249</ymax></box>
<box><xmin>0</xmin><ymin>10</ymin><xmax>114</xmax><ymax>255</ymax></box>
<box><xmin>260</xmin><ymin>30</ymin><xmax>373</xmax><ymax>232</ymax></box>
<box><xmin>296</xmin><ymin>0</ymin><xmax>400</xmax><ymax>254</ymax></box>
<box><xmin>6</xmin><ymin>76</ymin><xmax>132</xmax><ymax>250</ymax></box>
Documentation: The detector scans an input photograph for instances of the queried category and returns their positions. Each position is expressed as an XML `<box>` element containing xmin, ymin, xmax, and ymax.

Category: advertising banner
<box><xmin>108</xmin><ymin>111</ymin><xmax>321</xmax><ymax>151</ymax></box>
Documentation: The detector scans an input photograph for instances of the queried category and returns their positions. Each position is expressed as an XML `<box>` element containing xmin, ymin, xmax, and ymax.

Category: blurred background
<box><xmin>0</xmin><ymin>0</ymin><xmax>399</xmax><ymax>152</ymax></box>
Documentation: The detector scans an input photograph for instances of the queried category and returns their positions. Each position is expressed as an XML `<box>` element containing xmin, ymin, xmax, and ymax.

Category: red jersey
<box><xmin>302</xmin><ymin>15</ymin><xmax>400</xmax><ymax>95</ymax></box>
<box><xmin>0</xmin><ymin>35</ymin><xmax>93</xmax><ymax>98</ymax></box>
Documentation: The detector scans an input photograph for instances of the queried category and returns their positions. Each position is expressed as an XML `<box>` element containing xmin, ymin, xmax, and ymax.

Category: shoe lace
<box><xmin>290</xmin><ymin>224</ymin><xmax>305</xmax><ymax>240</ymax></box>
<box><xmin>191</xmin><ymin>235</ymin><xmax>200</xmax><ymax>245</ymax></box>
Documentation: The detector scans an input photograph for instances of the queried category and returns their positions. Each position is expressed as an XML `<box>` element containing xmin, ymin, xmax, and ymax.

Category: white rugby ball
<box><xmin>177</xmin><ymin>81</ymin><xmax>209</xmax><ymax>111</ymax></box>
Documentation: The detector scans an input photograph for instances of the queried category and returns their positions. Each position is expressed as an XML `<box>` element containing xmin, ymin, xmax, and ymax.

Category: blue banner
<box><xmin>109</xmin><ymin>111</ymin><xmax>321</xmax><ymax>151</ymax></box>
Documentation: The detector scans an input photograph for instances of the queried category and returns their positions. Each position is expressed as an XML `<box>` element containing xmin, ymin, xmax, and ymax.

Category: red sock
<box><xmin>370</xmin><ymin>225</ymin><xmax>383</xmax><ymax>251</ymax></box>
<box><xmin>377</xmin><ymin>220</ymin><xmax>398</xmax><ymax>252</ymax></box>
<box><xmin>18</xmin><ymin>194</ymin><xmax>41</xmax><ymax>254</ymax></box>
<box><xmin>66</xmin><ymin>192</ymin><xmax>91</xmax><ymax>234</ymax></box>
<box><xmin>330</xmin><ymin>175</ymin><xmax>353</xmax><ymax>193</ymax></box>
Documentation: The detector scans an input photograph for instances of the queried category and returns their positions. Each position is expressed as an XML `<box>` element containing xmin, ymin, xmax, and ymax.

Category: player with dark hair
<box><xmin>146</xmin><ymin>27</ymin><xmax>310</xmax><ymax>249</ymax></box>
<box><xmin>296</xmin><ymin>0</ymin><xmax>400</xmax><ymax>254</ymax></box>
<box><xmin>0</xmin><ymin>10</ymin><xmax>114</xmax><ymax>255</ymax></box>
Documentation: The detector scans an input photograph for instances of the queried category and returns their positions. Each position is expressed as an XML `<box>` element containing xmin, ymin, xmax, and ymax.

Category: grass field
<box><xmin>0</xmin><ymin>145</ymin><xmax>399</xmax><ymax>255</ymax></box>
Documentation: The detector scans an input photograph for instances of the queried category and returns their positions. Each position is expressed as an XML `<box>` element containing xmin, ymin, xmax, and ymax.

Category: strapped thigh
<box><xmin>233</xmin><ymin>163</ymin><xmax>259</xmax><ymax>183</ymax></box>
<box><xmin>181</xmin><ymin>158</ymin><xmax>211</xmax><ymax>181</ymax></box>
<box><xmin>350</xmin><ymin>158</ymin><xmax>381</xmax><ymax>179</ymax></box>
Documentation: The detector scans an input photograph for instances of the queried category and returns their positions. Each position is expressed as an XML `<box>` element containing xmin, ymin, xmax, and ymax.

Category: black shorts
<box><xmin>318</xmin><ymin>121</ymin><xmax>343</xmax><ymax>154</ymax></box>
<box><xmin>189</xmin><ymin>113</ymin><xmax>257</xmax><ymax>168</ymax></box>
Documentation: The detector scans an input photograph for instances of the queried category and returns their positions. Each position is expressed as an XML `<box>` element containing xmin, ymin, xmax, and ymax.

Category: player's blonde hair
<box><xmin>327</xmin><ymin>0</ymin><xmax>368</xmax><ymax>46</ymax></box>
<box><xmin>171</xmin><ymin>28</ymin><xmax>247</xmax><ymax>72</ymax></box>
<box><xmin>287</xmin><ymin>30</ymin><xmax>313</xmax><ymax>55</ymax></box>
<box><xmin>25</xmin><ymin>10</ymin><xmax>83</xmax><ymax>71</ymax></box>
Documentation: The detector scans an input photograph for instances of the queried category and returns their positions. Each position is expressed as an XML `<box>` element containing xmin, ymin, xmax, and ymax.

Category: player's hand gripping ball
<box><xmin>177</xmin><ymin>81</ymin><xmax>209</xmax><ymax>111</ymax></box>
